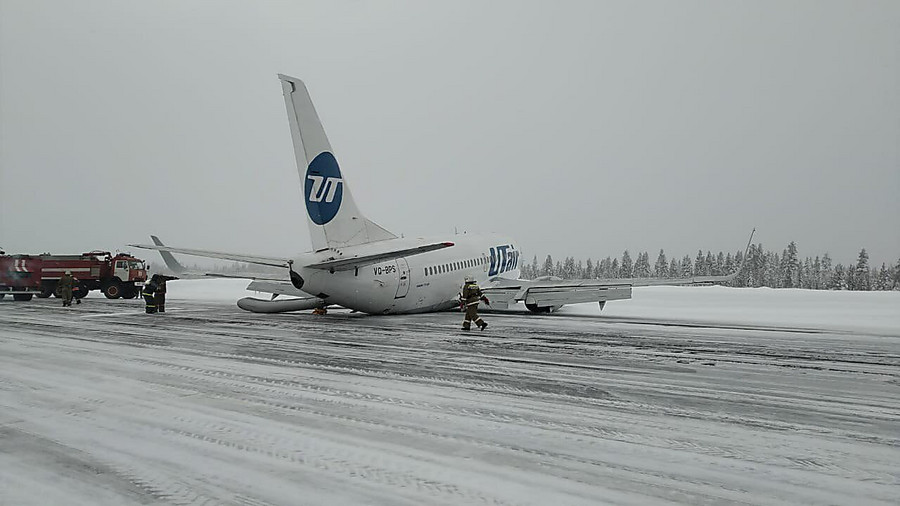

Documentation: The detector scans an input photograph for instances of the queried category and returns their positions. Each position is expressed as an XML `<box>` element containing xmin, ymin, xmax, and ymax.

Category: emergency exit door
<box><xmin>394</xmin><ymin>258</ymin><xmax>410</xmax><ymax>298</ymax></box>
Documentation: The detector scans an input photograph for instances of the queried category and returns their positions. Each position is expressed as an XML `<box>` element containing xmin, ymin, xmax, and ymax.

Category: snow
<box><xmin>160</xmin><ymin>278</ymin><xmax>900</xmax><ymax>334</ymax></box>
<box><xmin>566</xmin><ymin>285</ymin><xmax>900</xmax><ymax>335</ymax></box>
<box><xmin>2</xmin><ymin>283</ymin><xmax>898</xmax><ymax>505</ymax></box>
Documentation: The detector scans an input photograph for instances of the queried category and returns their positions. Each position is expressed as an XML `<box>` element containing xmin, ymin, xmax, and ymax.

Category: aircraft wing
<box><xmin>305</xmin><ymin>241</ymin><xmax>454</xmax><ymax>271</ymax></box>
<box><xmin>129</xmin><ymin>244</ymin><xmax>291</xmax><ymax>268</ymax></box>
<box><xmin>481</xmin><ymin>277</ymin><xmax>633</xmax><ymax>309</ymax></box>
<box><xmin>482</xmin><ymin>269</ymin><xmax>741</xmax><ymax>310</ymax></box>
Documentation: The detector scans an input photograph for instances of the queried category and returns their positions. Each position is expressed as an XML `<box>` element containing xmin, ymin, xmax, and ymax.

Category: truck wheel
<box><xmin>104</xmin><ymin>281</ymin><xmax>123</xmax><ymax>299</ymax></box>
<box><xmin>121</xmin><ymin>287</ymin><xmax>137</xmax><ymax>299</ymax></box>
<box><xmin>14</xmin><ymin>294</ymin><xmax>33</xmax><ymax>301</ymax></box>
<box><xmin>0</xmin><ymin>293</ymin><xmax>5</xmax><ymax>300</ymax></box>
<box><xmin>73</xmin><ymin>284</ymin><xmax>89</xmax><ymax>299</ymax></box>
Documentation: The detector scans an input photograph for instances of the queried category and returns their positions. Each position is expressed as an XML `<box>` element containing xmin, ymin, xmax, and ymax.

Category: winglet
<box><xmin>150</xmin><ymin>235</ymin><xmax>187</xmax><ymax>274</ymax></box>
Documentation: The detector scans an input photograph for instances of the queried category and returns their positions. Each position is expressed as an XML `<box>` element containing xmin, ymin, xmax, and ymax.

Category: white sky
<box><xmin>1</xmin><ymin>0</ymin><xmax>898</xmax><ymax>265</ymax></box>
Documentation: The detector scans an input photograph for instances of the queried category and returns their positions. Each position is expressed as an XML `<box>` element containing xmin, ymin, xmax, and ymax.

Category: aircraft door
<box><xmin>394</xmin><ymin>258</ymin><xmax>410</xmax><ymax>299</ymax></box>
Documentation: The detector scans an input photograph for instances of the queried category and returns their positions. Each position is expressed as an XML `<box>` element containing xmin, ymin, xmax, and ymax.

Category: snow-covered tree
<box><xmin>563</xmin><ymin>256</ymin><xmax>576</xmax><ymax>279</ymax></box>
<box><xmin>654</xmin><ymin>249</ymin><xmax>668</xmax><ymax>277</ymax></box>
<box><xmin>892</xmin><ymin>258</ymin><xmax>900</xmax><ymax>290</ymax></box>
<box><xmin>820</xmin><ymin>253</ymin><xmax>833</xmax><ymax>289</ymax></box>
<box><xmin>681</xmin><ymin>255</ymin><xmax>693</xmax><ymax>278</ymax></box>
<box><xmin>782</xmin><ymin>241</ymin><xmax>799</xmax><ymax>288</ymax></box>
<box><xmin>620</xmin><ymin>251</ymin><xmax>633</xmax><ymax>278</ymax></box>
<box><xmin>832</xmin><ymin>263</ymin><xmax>846</xmax><ymax>290</ymax></box>
<box><xmin>876</xmin><ymin>263</ymin><xmax>889</xmax><ymax>291</ymax></box>
<box><xmin>693</xmin><ymin>250</ymin><xmax>704</xmax><ymax>276</ymax></box>
<box><xmin>853</xmin><ymin>248</ymin><xmax>871</xmax><ymax>291</ymax></box>
<box><xmin>668</xmin><ymin>258</ymin><xmax>679</xmax><ymax>279</ymax></box>
<box><xmin>541</xmin><ymin>255</ymin><xmax>553</xmax><ymax>277</ymax></box>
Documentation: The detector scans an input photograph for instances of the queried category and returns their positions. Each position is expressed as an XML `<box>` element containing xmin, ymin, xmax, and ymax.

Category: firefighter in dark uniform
<box><xmin>460</xmin><ymin>275</ymin><xmax>488</xmax><ymax>331</ymax></box>
<box><xmin>57</xmin><ymin>270</ymin><xmax>80</xmax><ymax>307</ymax></box>
<box><xmin>142</xmin><ymin>274</ymin><xmax>160</xmax><ymax>314</ymax></box>
<box><xmin>153</xmin><ymin>274</ymin><xmax>178</xmax><ymax>313</ymax></box>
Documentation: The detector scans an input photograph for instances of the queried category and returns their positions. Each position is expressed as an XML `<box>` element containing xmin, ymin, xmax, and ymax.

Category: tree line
<box><xmin>519</xmin><ymin>242</ymin><xmax>900</xmax><ymax>291</ymax></box>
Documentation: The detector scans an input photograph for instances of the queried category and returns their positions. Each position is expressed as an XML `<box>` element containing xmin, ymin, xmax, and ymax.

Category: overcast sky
<box><xmin>2</xmin><ymin>0</ymin><xmax>898</xmax><ymax>266</ymax></box>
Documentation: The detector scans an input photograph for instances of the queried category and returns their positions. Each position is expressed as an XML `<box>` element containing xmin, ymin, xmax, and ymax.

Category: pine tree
<box><xmin>750</xmin><ymin>244</ymin><xmax>765</xmax><ymax>287</ymax></box>
<box><xmin>694</xmin><ymin>250</ymin><xmax>705</xmax><ymax>276</ymax></box>
<box><xmin>812</xmin><ymin>256</ymin><xmax>822</xmax><ymax>289</ymax></box>
<box><xmin>654</xmin><ymin>249</ymin><xmax>668</xmax><ymax>277</ymax></box>
<box><xmin>563</xmin><ymin>256</ymin><xmax>576</xmax><ymax>279</ymax></box>
<box><xmin>715</xmin><ymin>252</ymin><xmax>725</xmax><ymax>276</ymax></box>
<box><xmin>611</xmin><ymin>258</ymin><xmax>619</xmax><ymax>278</ymax></box>
<box><xmin>600</xmin><ymin>257</ymin><xmax>612</xmax><ymax>278</ymax></box>
<box><xmin>541</xmin><ymin>255</ymin><xmax>553</xmax><ymax>277</ymax></box>
<box><xmin>634</xmin><ymin>252</ymin><xmax>651</xmax><ymax>278</ymax></box>
<box><xmin>821</xmin><ymin>253</ymin><xmax>833</xmax><ymax>289</ymax></box>
<box><xmin>782</xmin><ymin>241</ymin><xmax>799</xmax><ymax>288</ymax></box>
<box><xmin>668</xmin><ymin>258</ymin><xmax>678</xmax><ymax>279</ymax></box>
<box><xmin>620</xmin><ymin>251</ymin><xmax>633</xmax><ymax>278</ymax></box>
<box><xmin>801</xmin><ymin>257</ymin><xmax>813</xmax><ymax>289</ymax></box>
<box><xmin>892</xmin><ymin>258</ymin><xmax>900</xmax><ymax>290</ymax></box>
<box><xmin>831</xmin><ymin>264</ymin><xmax>846</xmax><ymax>290</ymax></box>
<box><xmin>531</xmin><ymin>255</ymin><xmax>539</xmax><ymax>279</ymax></box>
<box><xmin>585</xmin><ymin>258</ymin><xmax>593</xmax><ymax>279</ymax></box>
<box><xmin>854</xmin><ymin>248</ymin><xmax>871</xmax><ymax>291</ymax></box>
<box><xmin>681</xmin><ymin>255</ymin><xmax>693</xmax><ymax>278</ymax></box>
<box><xmin>876</xmin><ymin>263</ymin><xmax>889</xmax><ymax>291</ymax></box>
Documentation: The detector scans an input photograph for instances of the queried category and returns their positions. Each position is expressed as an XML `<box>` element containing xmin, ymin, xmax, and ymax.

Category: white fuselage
<box><xmin>293</xmin><ymin>233</ymin><xmax>520</xmax><ymax>314</ymax></box>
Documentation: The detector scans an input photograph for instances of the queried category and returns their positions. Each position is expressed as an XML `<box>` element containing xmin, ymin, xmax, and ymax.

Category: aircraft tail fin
<box><xmin>278</xmin><ymin>74</ymin><xmax>396</xmax><ymax>251</ymax></box>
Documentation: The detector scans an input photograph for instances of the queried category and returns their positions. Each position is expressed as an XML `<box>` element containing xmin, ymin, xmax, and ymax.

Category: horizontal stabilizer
<box><xmin>129</xmin><ymin>244</ymin><xmax>291</xmax><ymax>268</ymax></box>
<box><xmin>307</xmin><ymin>242</ymin><xmax>454</xmax><ymax>271</ymax></box>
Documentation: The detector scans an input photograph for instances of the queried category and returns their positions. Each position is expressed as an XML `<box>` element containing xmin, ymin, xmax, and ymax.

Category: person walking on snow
<box><xmin>57</xmin><ymin>271</ymin><xmax>80</xmax><ymax>307</ymax></box>
<box><xmin>142</xmin><ymin>274</ymin><xmax>160</xmax><ymax>314</ymax></box>
<box><xmin>460</xmin><ymin>275</ymin><xmax>488</xmax><ymax>331</ymax></box>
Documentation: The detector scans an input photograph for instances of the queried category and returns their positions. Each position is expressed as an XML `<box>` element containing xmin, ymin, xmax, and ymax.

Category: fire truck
<box><xmin>0</xmin><ymin>251</ymin><xmax>147</xmax><ymax>301</ymax></box>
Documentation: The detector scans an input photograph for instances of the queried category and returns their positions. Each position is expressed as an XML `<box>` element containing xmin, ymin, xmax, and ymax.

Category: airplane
<box><xmin>131</xmin><ymin>74</ymin><xmax>750</xmax><ymax>316</ymax></box>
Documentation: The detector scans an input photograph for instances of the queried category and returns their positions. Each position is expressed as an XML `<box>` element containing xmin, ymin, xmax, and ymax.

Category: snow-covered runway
<box><xmin>1</xmin><ymin>286</ymin><xmax>898</xmax><ymax>505</ymax></box>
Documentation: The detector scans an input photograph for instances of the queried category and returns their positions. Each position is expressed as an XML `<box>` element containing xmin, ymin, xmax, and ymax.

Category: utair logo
<box><xmin>488</xmin><ymin>244</ymin><xmax>519</xmax><ymax>277</ymax></box>
<box><xmin>304</xmin><ymin>151</ymin><xmax>343</xmax><ymax>225</ymax></box>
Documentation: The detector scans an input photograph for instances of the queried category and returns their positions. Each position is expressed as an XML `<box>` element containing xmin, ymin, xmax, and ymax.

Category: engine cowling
<box><xmin>237</xmin><ymin>297</ymin><xmax>324</xmax><ymax>313</ymax></box>
<box><xmin>525</xmin><ymin>303</ymin><xmax>563</xmax><ymax>314</ymax></box>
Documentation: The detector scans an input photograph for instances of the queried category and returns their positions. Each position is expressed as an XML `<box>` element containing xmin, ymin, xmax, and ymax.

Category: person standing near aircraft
<box><xmin>57</xmin><ymin>271</ymin><xmax>80</xmax><ymax>307</ymax></box>
<box><xmin>142</xmin><ymin>274</ymin><xmax>160</xmax><ymax>314</ymax></box>
<box><xmin>153</xmin><ymin>274</ymin><xmax>178</xmax><ymax>313</ymax></box>
<box><xmin>460</xmin><ymin>276</ymin><xmax>488</xmax><ymax>331</ymax></box>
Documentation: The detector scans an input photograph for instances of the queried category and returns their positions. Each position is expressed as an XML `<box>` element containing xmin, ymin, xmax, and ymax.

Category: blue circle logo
<box><xmin>304</xmin><ymin>152</ymin><xmax>343</xmax><ymax>225</ymax></box>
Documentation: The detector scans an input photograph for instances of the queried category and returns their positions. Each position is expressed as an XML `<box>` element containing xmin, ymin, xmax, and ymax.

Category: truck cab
<box><xmin>106</xmin><ymin>254</ymin><xmax>147</xmax><ymax>298</ymax></box>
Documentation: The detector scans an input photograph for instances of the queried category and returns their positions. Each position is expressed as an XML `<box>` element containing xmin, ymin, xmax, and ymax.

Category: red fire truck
<box><xmin>0</xmin><ymin>251</ymin><xmax>147</xmax><ymax>301</ymax></box>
